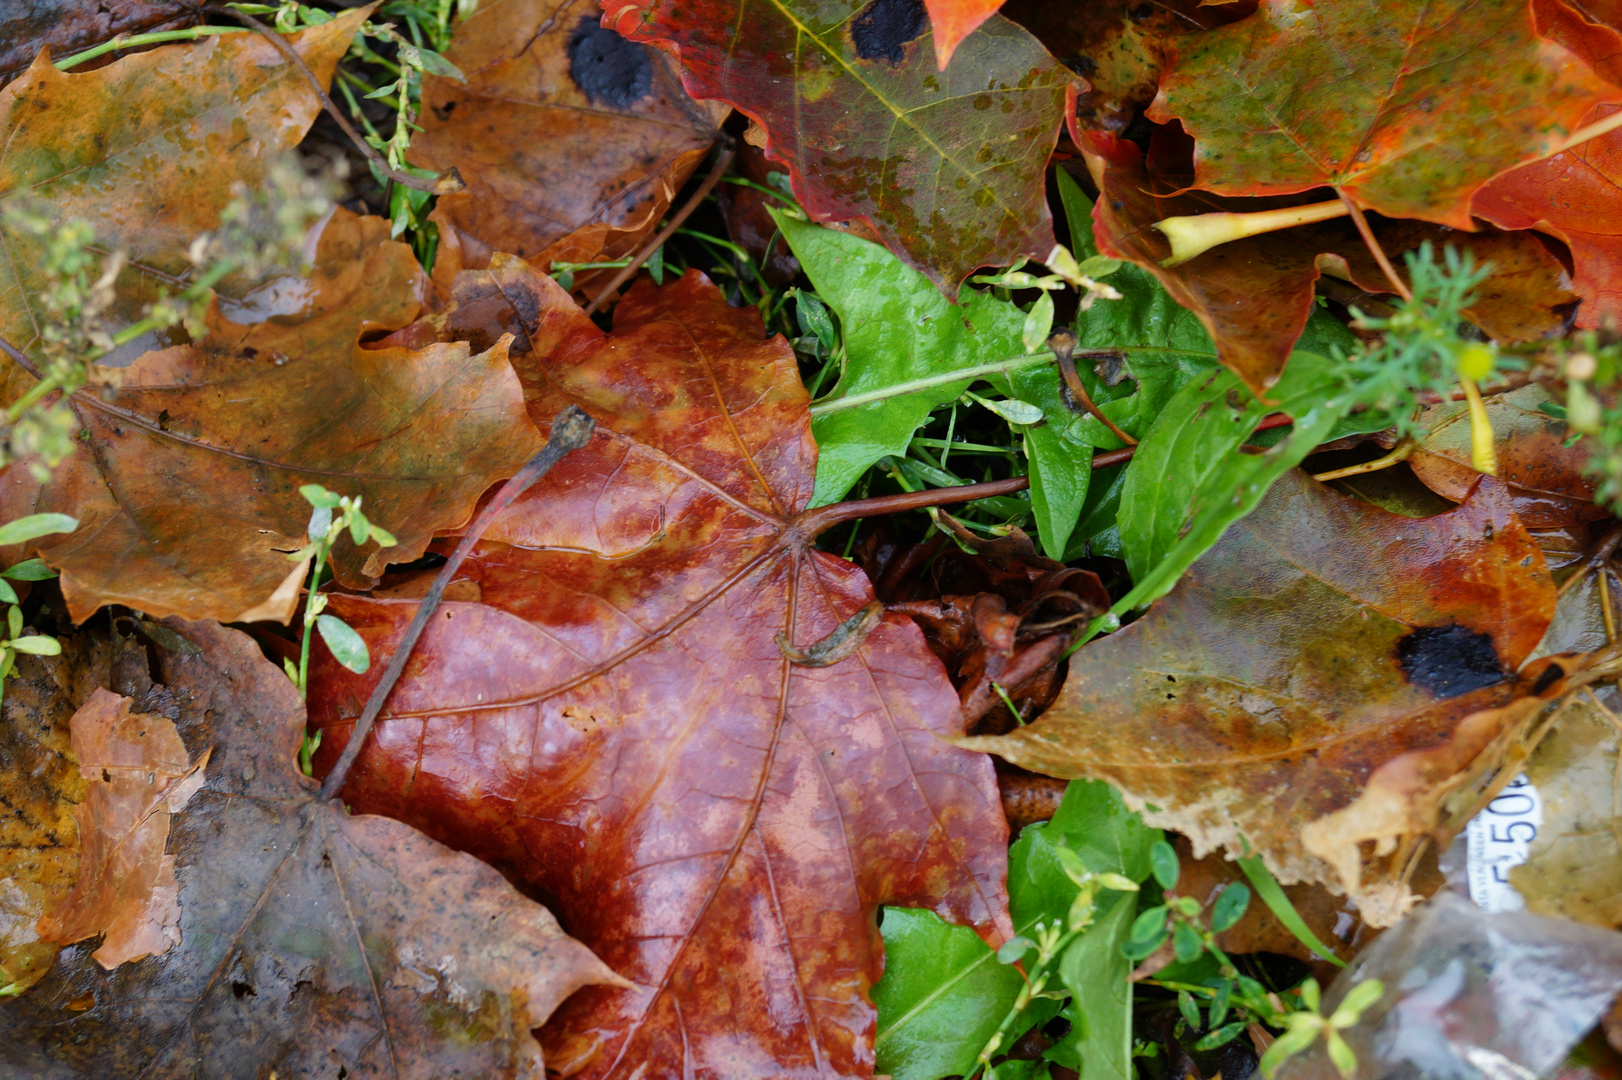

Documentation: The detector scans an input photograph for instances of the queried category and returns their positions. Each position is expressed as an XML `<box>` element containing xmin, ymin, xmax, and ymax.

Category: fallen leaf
<box><xmin>0</xmin><ymin>617</ymin><xmax>620</xmax><ymax>1078</ymax></box>
<box><xmin>0</xmin><ymin>10</ymin><xmax>368</xmax><ymax>389</ymax></box>
<box><xmin>961</xmin><ymin>469</ymin><xmax>1561</xmax><ymax>924</ymax></box>
<box><xmin>0</xmin><ymin>1</ymin><xmax>195</xmax><ymax>87</ymax></box>
<box><xmin>923</xmin><ymin>0</ymin><xmax>1005</xmax><ymax>69</ymax></box>
<box><xmin>411</xmin><ymin>0</ymin><xmax>721</xmax><ymax>297</ymax></box>
<box><xmin>307</xmin><ymin>262</ymin><xmax>1012</xmax><ymax>1079</ymax></box>
<box><xmin>35</xmin><ymin>688</ymin><xmax>206</xmax><ymax>969</ymax></box>
<box><xmin>0</xmin><ymin>209</ymin><xmax>541</xmax><ymax>625</ymax></box>
<box><xmin>1532</xmin><ymin>0</ymin><xmax>1622</xmax><ymax>85</ymax></box>
<box><xmin>599</xmin><ymin>0</ymin><xmax>1079</xmax><ymax>290</ymax></box>
<box><xmin>1511</xmin><ymin>690</ymin><xmax>1622</xmax><ymax>927</ymax></box>
<box><xmin>1410</xmin><ymin>384</ymin><xmax>1605</xmax><ymax>527</ymax></box>
<box><xmin>1475</xmin><ymin>104</ymin><xmax>1622</xmax><ymax>330</ymax></box>
<box><xmin>1146</xmin><ymin>0</ymin><xmax>1613</xmax><ymax>226</ymax></box>
<box><xmin>1084</xmin><ymin>129</ymin><xmax>1576</xmax><ymax>394</ymax></box>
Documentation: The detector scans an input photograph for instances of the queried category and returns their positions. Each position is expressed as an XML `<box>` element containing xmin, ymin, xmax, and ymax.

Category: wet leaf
<box><xmin>924</xmin><ymin>0</ymin><xmax>1008</xmax><ymax>69</ymax></box>
<box><xmin>600</xmin><ymin>0</ymin><xmax>1079</xmax><ymax>290</ymax></box>
<box><xmin>0</xmin><ymin>618</ymin><xmax>621</xmax><ymax>1078</ymax></box>
<box><xmin>307</xmin><ymin>263</ymin><xmax>1012</xmax><ymax>1079</ymax></box>
<box><xmin>1475</xmin><ymin>104</ymin><xmax>1622</xmax><ymax>331</ymax></box>
<box><xmin>962</xmin><ymin>470</ymin><xmax>1564</xmax><ymax>925</ymax></box>
<box><xmin>0</xmin><ymin>10</ymin><xmax>369</xmax><ymax>385</ymax></box>
<box><xmin>0</xmin><ymin>1</ymin><xmax>195</xmax><ymax>87</ymax></box>
<box><xmin>1410</xmin><ymin>384</ymin><xmax>1605</xmax><ymax>527</ymax></box>
<box><xmin>35</xmin><ymin>689</ymin><xmax>206</xmax><ymax>969</ymax></box>
<box><xmin>1146</xmin><ymin>0</ymin><xmax>1613</xmax><ymax>226</ymax></box>
<box><xmin>0</xmin><ymin>211</ymin><xmax>541</xmax><ymax>625</ymax></box>
<box><xmin>1083</xmin><ymin>129</ymin><xmax>1574</xmax><ymax>395</ymax></box>
<box><xmin>413</xmin><ymin>0</ymin><xmax>722</xmax><ymax>297</ymax></box>
<box><xmin>874</xmin><ymin>781</ymin><xmax>1157</xmax><ymax>1080</ymax></box>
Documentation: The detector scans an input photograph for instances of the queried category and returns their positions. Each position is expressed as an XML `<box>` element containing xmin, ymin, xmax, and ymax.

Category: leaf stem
<box><xmin>317</xmin><ymin>407</ymin><xmax>597</xmax><ymax>801</ymax></box>
<box><xmin>1309</xmin><ymin>436</ymin><xmax>1414</xmax><ymax>482</ymax></box>
<box><xmin>1556</xmin><ymin>105</ymin><xmax>1622</xmax><ymax>154</ymax></box>
<box><xmin>809</xmin><ymin>353</ymin><xmax>1056</xmax><ymax>415</ymax></box>
<box><xmin>1152</xmin><ymin>199</ymin><xmax>1349</xmax><ymax>267</ymax></box>
<box><xmin>1050</xmin><ymin>331</ymin><xmax>1136</xmax><ymax>444</ymax></box>
<box><xmin>54</xmin><ymin>26</ymin><xmax>251</xmax><ymax>69</ymax></box>
<box><xmin>1338</xmin><ymin>191</ymin><xmax>1411</xmax><ymax>301</ymax></box>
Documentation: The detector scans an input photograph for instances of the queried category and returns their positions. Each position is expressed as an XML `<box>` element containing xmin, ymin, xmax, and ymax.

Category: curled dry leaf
<box><xmin>0</xmin><ymin>210</ymin><xmax>543</xmax><ymax>625</ymax></box>
<box><xmin>1082</xmin><ymin>130</ymin><xmax>1577</xmax><ymax>394</ymax></box>
<box><xmin>1410</xmin><ymin>384</ymin><xmax>1605</xmax><ymax>528</ymax></box>
<box><xmin>0</xmin><ymin>8</ymin><xmax>369</xmax><ymax>391</ymax></box>
<box><xmin>308</xmin><ymin>262</ymin><xmax>1011</xmax><ymax>1080</ymax></box>
<box><xmin>412</xmin><ymin>0</ymin><xmax>722</xmax><ymax>297</ymax></box>
<box><xmin>35</xmin><ymin>688</ymin><xmax>207</xmax><ymax>970</ymax></box>
<box><xmin>961</xmin><ymin>469</ymin><xmax>1562</xmax><ymax>925</ymax></box>
<box><xmin>598</xmin><ymin>0</ymin><xmax>1079</xmax><ymax>291</ymax></box>
<box><xmin>0</xmin><ymin>618</ymin><xmax>621</xmax><ymax>1079</ymax></box>
<box><xmin>1147</xmin><ymin>0</ymin><xmax>1612</xmax><ymax>226</ymax></box>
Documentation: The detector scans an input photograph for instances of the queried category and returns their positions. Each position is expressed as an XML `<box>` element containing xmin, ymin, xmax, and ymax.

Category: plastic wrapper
<box><xmin>1276</xmin><ymin>892</ymin><xmax>1622</xmax><ymax>1080</ymax></box>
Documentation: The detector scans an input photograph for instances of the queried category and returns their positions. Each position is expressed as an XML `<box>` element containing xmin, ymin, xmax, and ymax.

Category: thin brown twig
<box><xmin>583</xmin><ymin>140</ymin><xmax>736</xmax><ymax>316</ymax></box>
<box><xmin>0</xmin><ymin>332</ymin><xmax>41</xmax><ymax>380</ymax></box>
<box><xmin>1338</xmin><ymin>189</ymin><xmax>1412</xmax><ymax>301</ymax></box>
<box><xmin>318</xmin><ymin>407</ymin><xmax>596</xmax><ymax>800</ymax></box>
<box><xmin>1048</xmin><ymin>330</ymin><xmax>1136</xmax><ymax>445</ymax></box>
<box><xmin>213</xmin><ymin>5</ymin><xmax>465</xmax><ymax>196</ymax></box>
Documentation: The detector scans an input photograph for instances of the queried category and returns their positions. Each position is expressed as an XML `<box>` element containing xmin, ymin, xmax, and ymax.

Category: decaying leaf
<box><xmin>961</xmin><ymin>469</ymin><xmax>1563</xmax><ymax>924</ymax></box>
<box><xmin>1083</xmin><ymin>130</ymin><xmax>1577</xmax><ymax>394</ymax></box>
<box><xmin>1476</xmin><ymin>105</ymin><xmax>1622</xmax><ymax>331</ymax></box>
<box><xmin>0</xmin><ymin>9</ymin><xmax>368</xmax><ymax>390</ymax></box>
<box><xmin>1146</xmin><ymin>0</ymin><xmax>1612</xmax><ymax>226</ymax></box>
<box><xmin>412</xmin><ymin>0</ymin><xmax>722</xmax><ymax>297</ymax></box>
<box><xmin>1513</xmin><ymin>690</ymin><xmax>1622</xmax><ymax>928</ymax></box>
<box><xmin>0</xmin><ymin>210</ymin><xmax>542</xmax><ymax>625</ymax></box>
<box><xmin>599</xmin><ymin>0</ymin><xmax>1079</xmax><ymax>290</ymax></box>
<box><xmin>0</xmin><ymin>1</ymin><xmax>195</xmax><ymax>87</ymax></box>
<box><xmin>308</xmin><ymin>262</ymin><xmax>1011</xmax><ymax>1079</ymax></box>
<box><xmin>0</xmin><ymin>618</ymin><xmax>620</xmax><ymax>1079</ymax></box>
<box><xmin>35</xmin><ymin>688</ymin><xmax>206</xmax><ymax>970</ymax></box>
<box><xmin>1410</xmin><ymin>384</ymin><xmax>1605</xmax><ymax>527</ymax></box>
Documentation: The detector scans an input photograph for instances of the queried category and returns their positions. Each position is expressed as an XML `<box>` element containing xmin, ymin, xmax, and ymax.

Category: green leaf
<box><xmin>1023</xmin><ymin>290</ymin><xmax>1055</xmax><ymax>353</ymax></box>
<box><xmin>1193</xmin><ymin>1021</ymin><xmax>1247</xmax><ymax>1052</ymax></box>
<box><xmin>1048</xmin><ymin>893</ymin><xmax>1138</xmax><ymax>1080</ymax></box>
<box><xmin>10</xmin><ymin>635</ymin><xmax>60</xmax><ymax>656</ymax></box>
<box><xmin>298</xmin><ymin>484</ymin><xmax>342</xmax><ymax>509</ymax></box>
<box><xmin>0</xmin><ymin>580</ymin><xmax>17</xmax><ymax>606</ymax></box>
<box><xmin>1149</xmin><ymin>840</ymin><xmax>1179</xmax><ymax>890</ymax></box>
<box><xmin>1236</xmin><ymin>855</ymin><xmax>1347</xmax><ymax>967</ymax></box>
<box><xmin>0</xmin><ymin>513</ymin><xmax>78</xmax><ymax>546</ymax></box>
<box><xmin>315</xmin><ymin>614</ymin><xmax>370</xmax><ymax>674</ymax></box>
<box><xmin>1177</xmin><ymin>990</ymin><xmax>1200</xmax><ymax>1029</ymax></box>
<box><xmin>1211</xmin><ymin>883</ymin><xmax>1250</xmax><ymax>932</ymax></box>
<box><xmin>2</xmin><ymin>558</ymin><xmax>57</xmax><ymax>580</ymax></box>
<box><xmin>1172</xmin><ymin>921</ymin><xmax>1203</xmax><ymax>963</ymax></box>
<box><xmin>1129</xmin><ymin>906</ymin><xmax>1168</xmax><ymax>944</ymax></box>
<box><xmin>307</xmin><ymin>505</ymin><xmax>334</xmax><ymax>543</ymax></box>
<box><xmin>349</xmin><ymin>513</ymin><xmax>371</xmax><ymax>547</ymax></box>
<box><xmin>794</xmin><ymin>290</ymin><xmax>836</xmax><ymax>352</ymax></box>
<box><xmin>997</xmin><ymin>936</ymin><xmax>1036</xmax><ymax>964</ymax></box>
<box><xmin>1120</xmin><ymin>927</ymin><xmax>1165</xmax><ymax>961</ymax></box>
<box><xmin>871</xmin><ymin>908</ymin><xmax>1029</xmax><ymax>1080</ymax></box>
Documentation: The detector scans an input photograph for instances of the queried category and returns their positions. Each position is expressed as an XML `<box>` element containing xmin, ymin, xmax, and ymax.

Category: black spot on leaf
<box><xmin>851</xmin><ymin>0</ymin><xmax>928</xmax><ymax>63</ymax></box>
<box><xmin>1396</xmin><ymin>624</ymin><xmax>1505</xmax><ymax>699</ymax></box>
<box><xmin>568</xmin><ymin>18</ymin><xmax>652</xmax><ymax>107</ymax></box>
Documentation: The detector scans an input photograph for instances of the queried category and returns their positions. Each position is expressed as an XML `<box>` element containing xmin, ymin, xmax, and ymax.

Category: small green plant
<box><xmin>970</xmin><ymin>246</ymin><xmax>1124</xmax><ymax>353</ymax></box>
<box><xmin>1257</xmin><ymin>977</ymin><xmax>1386</xmax><ymax>1079</ymax></box>
<box><xmin>0</xmin><ymin>513</ymin><xmax>78</xmax><ymax>704</ymax></box>
<box><xmin>286</xmin><ymin>485</ymin><xmax>397</xmax><ymax>774</ymax></box>
<box><xmin>968</xmin><ymin>846</ymin><xmax>1140</xmax><ymax>1080</ymax></box>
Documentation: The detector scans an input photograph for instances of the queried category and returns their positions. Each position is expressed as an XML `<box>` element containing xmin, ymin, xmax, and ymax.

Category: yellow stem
<box><xmin>1460</xmin><ymin>377</ymin><xmax>1498</xmax><ymax>476</ymax></box>
<box><xmin>1310</xmin><ymin>437</ymin><xmax>1416</xmax><ymax>482</ymax></box>
<box><xmin>1152</xmin><ymin>199</ymin><xmax>1349</xmax><ymax>267</ymax></box>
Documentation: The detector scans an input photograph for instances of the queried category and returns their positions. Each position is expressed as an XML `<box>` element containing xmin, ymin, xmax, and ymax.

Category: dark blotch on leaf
<box><xmin>851</xmin><ymin>0</ymin><xmax>928</xmax><ymax>63</ymax></box>
<box><xmin>568</xmin><ymin>18</ymin><xmax>652</xmax><ymax>107</ymax></box>
<box><xmin>1396</xmin><ymin>624</ymin><xmax>1505</xmax><ymax>699</ymax></box>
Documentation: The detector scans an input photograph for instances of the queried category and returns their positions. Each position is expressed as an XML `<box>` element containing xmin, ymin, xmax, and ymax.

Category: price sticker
<box><xmin>1465</xmin><ymin>775</ymin><xmax>1542</xmax><ymax>912</ymax></box>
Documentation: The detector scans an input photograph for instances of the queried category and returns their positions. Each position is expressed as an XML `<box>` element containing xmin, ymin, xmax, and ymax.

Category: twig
<box><xmin>583</xmin><ymin>139</ymin><xmax>736</xmax><ymax>316</ymax></box>
<box><xmin>1557</xmin><ymin>521</ymin><xmax>1622</xmax><ymax>599</ymax></box>
<box><xmin>212</xmin><ymin>5</ymin><xmax>465</xmax><ymax>196</ymax></box>
<box><xmin>1338</xmin><ymin>190</ymin><xmax>1411</xmax><ymax>301</ymax></box>
<box><xmin>318</xmin><ymin>406</ymin><xmax>596</xmax><ymax>800</ymax></box>
<box><xmin>1048</xmin><ymin>330</ymin><xmax>1136</xmax><ymax>445</ymax></box>
<box><xmin>0</xmin><ymin>332</ymin><xmax>41</xmax><ymax>380</ymax></box>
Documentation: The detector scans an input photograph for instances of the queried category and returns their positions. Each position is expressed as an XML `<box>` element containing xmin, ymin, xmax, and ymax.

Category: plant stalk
<box><xmin>1153</xmin><ymin>199</ymin><xmax>1348</xmax><ymax>267</ymax></box>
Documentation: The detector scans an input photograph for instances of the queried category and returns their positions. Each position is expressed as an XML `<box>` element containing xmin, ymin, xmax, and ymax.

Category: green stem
<box><xmin>809</xmin><ymin>353</ymin><xmax>1056</xmax><ymax>415</ymax></box>
<box><xmin>6</xmin><ymin>376</ymin><xmax>63</xmax><ymax>424</ymax></box>
<box><xmin>296</xmin><ymin>547</ymin><xmax>329</xmax><ymax>698</ymax></box>
<box><xmin>55</xmin><ymin>27</ymin><xmax>250</xmax><ymax>70</ymax></box>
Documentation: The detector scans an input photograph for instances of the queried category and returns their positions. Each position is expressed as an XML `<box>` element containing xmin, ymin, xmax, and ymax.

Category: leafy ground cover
<box><xmin>4</xmin><ymin>1</ymin><xmax>1622</xmax><ymax>1078</ymax></box>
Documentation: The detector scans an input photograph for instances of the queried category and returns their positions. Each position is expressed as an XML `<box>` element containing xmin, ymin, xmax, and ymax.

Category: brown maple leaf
<box><xmin>0</xmin><ymin>617</ymin><xmax>619</xmax><ymax>1078</ymax></box>
<box><xmin>0</xmin><ymin>210</ymin><xmax>543</xmax><ymax>625</ymax></box>
<box><xmin>308</xmin><ymin>261</ymin><xmax>1011</xmax><ymax>1079</ymax></box>
<box><xmin>411</xmin><ymin>0</ymin><xmax>723</xmax><ymax>299</ymax></box>
<box><xmin>962</xmin><ymin>469</ymin><xmax>1570</xmax><ymax>925</ymax></box>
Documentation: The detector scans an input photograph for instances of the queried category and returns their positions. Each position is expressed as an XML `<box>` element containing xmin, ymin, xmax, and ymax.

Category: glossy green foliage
<box><xmin>873</xmin><ymin>781</ymin><xmax>1160</xmax><ymax>1080</ymax></box>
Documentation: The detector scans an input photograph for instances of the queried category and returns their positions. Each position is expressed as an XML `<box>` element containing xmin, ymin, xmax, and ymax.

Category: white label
<box><xmin>1465</xmin><ymin>775</ymin><xmax>1543</xmax><ymax>912</ymax></box>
